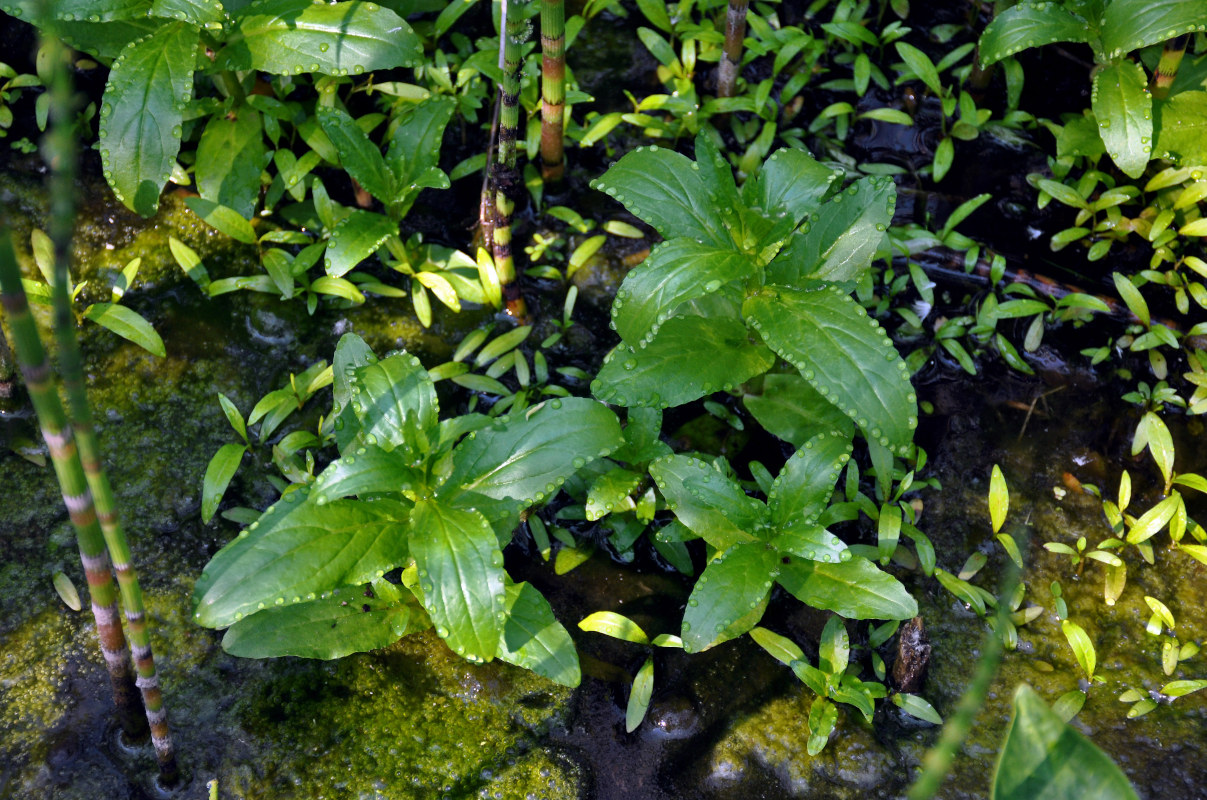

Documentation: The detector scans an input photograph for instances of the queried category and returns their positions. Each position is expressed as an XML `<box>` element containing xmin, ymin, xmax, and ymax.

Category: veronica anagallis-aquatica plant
<box><xmin>0</xmin><ymin>26</ymin><xmax>177</xmax><ymax>785</ymax></box>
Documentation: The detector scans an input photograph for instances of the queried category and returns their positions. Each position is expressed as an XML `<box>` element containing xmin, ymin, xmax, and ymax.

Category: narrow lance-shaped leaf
<box><xmin>627</xmin><ymin>656</ymin><xmax>655</xmax><ymax>732</ymax></box>
<box><xmin>82</xmin><ymin>303</ymin><xmax>166</xmax><ymax>357</ymax></box>
<box><xmin>201</xmin><ymin>443</ymin><xmax>246</xmax><ymax>523</ymax></box>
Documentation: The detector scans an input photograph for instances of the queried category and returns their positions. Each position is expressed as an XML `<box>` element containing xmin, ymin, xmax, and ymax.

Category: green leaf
<box><xmin>196</xmin><ymin>108</ymin><xmax>269</xmax><ymax>219</ymax></box>
<box><xmin>1091</xmin><ymin>61</ymin><xmax>1152</xmax><ymax>179</ymax></box>
<box><xmin>1101</xmin><ymin>0</ymin><xmax>1207</xmax><ymax>58</ymax></box>
<box><xmin>594</xmin><ymin>310</ymin><xmax>776</xmax><ymax>409</ymax></box>
<box><xmin>83</xmin><ymin>302</ymin><xmax>166</xmax><ymax>357</ymax></box>
<box><xmin>807</xmin><ymin>697</ymin><xmax>838</xmax><ymax>755</ymax></box>
<box><xmin>349</xmin><ymin>351</ymin><xmax>438</xmax><ymax>457</ymax></box>
<box><xmin>497</xmin><ymin>581</ymin><xmax>581</xmax><ymax>687</ymax></box>
<box><xmin>989</xmin><ymin>464</ymin><xmax>1009</xmax><ymax>534</ymax></box>
<box><xmin>216</xmin><ymin>0</ymin><xmax>424</xmax><ymax>75</ymax></box>
<box><xmin>578</xmin><ymin>611</ymin><xmax>649</xmax><ymax>644</ymax></box>
<box><xmin>312</xmin><ymin>446</ymin><xmax>423</xmax><ymax>501</ymax></box>
<box><xmin>1126</xmin><ymin>494</ymin><xmax>1180</xmax><ymax>544</ymax></box>
<box><xmin>169</xmin><ymin>235</ymin><xmax>210</xmax><ymax>289</ymax></box>
<box><xmin>978</xmin><ymin>2</ymin><xmax>1089</xmax><ymax>66</ymax></box>
<box><xmin>1061</xmin><ymin>619</ymin><xmax>1096</xmax><ymax>679</ymax></box>
<box><xmin>649</xmin><ymin>454</ymin><xmax>767</xmax><ymax>550</ymax></box>
<box><xmin>769</xmin><ymin>431</ymin><xmax>853</xmax><ymax>528</ymax></box>
<box><xmin>743</xmin><ymin>373</ymin><xmax>854</xmax><ymax>447</ymax></box>
<box><xmin>1111</xmin><ymin>272</ymin><xmax>1150</xmax><ymax>326</ymax></box>
<box><xmin>221</xmin><ymin>584</ymin><xmax>427</xmax><ymax>659</ymax></box>
<box><xmin>184</xmin><ymin>198</ymin><xmax>257</xmax><ymax>244</ymax></box>
<box><xmin>441</xmin><ymin>398</ymin><xmax>622</xmax><ymax>506</ymax></box>
<box><xmin>151</xmin><ymin>0</ymin><xmax>224</xmax><ymax>25</ymax></box>
<box><xmin>325</xmin><ymin>210</ymin><xmax>397</xmax><ymax>277</ymax></box>
<box><xmin>201</xmin><ymin>443</ymin><xmax>246</xmax><ymax>523</ymax></box>
<box><xmin>585</xmin><ymin>467</ymin><xmax>643</xmax><ymax>521</ymax></box>
<box><xmin>745</xmin><ymin>285</ymin><xmax>917</xmax><ymax>456</ymax></box>
<box><xmin>194</xmin><ymin>497</ymin><xmax>411</xmax><ymax>627</ymax></box>
<box><xmin>615</xmin><ymin>407</ymin><xmax>670</xmax><ymax>464</ymax></box>
<box><xmin>767</xmin><ymin>176</ymin><xmax>895</xmax><ymax>284</ymax></box>
<box><xmin>894</xmin><ymin>42</ymin><xmax>943</xmax><ymax>96</ymax></box>
<box><xmin>410</xmin><ymin>499</ymin><xmax>504</xmax><ymax>663</ymax></box>
<box><xmin>611</xmin><ymin>239</ymin><xmax>752</xmax><ymax>345</ymax></box>
<box><xmin>590</xmin><ymin>145</ymin><xmax>731</xmax><ymax>248</ymax></box>
<box><xmin>748</xmin><ymin>147</ymin><xmax>839</xmax><ymax>226</ymax></box>
<box><xmin>317</xmin><ymin>107</ymin><xmax>397</xmax><ymax>203</ymax></box>
<box><xmin>892</xmin><ymin>693</ymin><xmax>942</xmax><ymax>724</ymax></box>
<box><xmin>626</xmin><ymin>656</ymin><xmax>655</xmax><ymax>732</ymax></box>
<box><xmin>818</xmin><ymin>616</ymin><xmax>850</xmax><ymax>675</ymax></box>
<box><xmin>771</xmin><ymin>523</ymin><xmax>849</xmax><ymax>564</ymax></box>
<box><xmin>52</xmin><ymin>570</ymin><xmax>82</xmax><ymax>611</ymax></box>
<box><xmin>1161</xmin><ymin>679</ymin><xmax>1207</xmax><ymax>698</ymax></box>
<box><xmin>992</xmin><ymin>685</ymin><xmax>1139</xmax><ymax>800</ymax></box>
<box><xmin>634</xmin><ymin>0</ymin><xmax>671</xmax><ymax>31</ymax></box>
<box><xmin>777</xmin><ymin>555</ymin><xmax>917</xmax><ymax>620</ymax></box>
<box><xmin>1153</xmin><ymin>91</ymin><xmax>1207</xmax><ymax>165</ymax></box>
<box><xmin>98</xmin><ymin>21</ymin><xmax>197</xmax><ymax>217</ymax></box>
<box><xmin>682</xmin><ymin>542</ymin><xmax>780</xmax><ymax>652</ymax></box>
<box><xmin>384</xmin><ymin>96</ymin><xmax>456</xmax><ymax>213</ymax></box>
<box><xmin>1139</xmin><ymin>411</ymin><xmax>1175</xmax><ymax>488</ymax></box>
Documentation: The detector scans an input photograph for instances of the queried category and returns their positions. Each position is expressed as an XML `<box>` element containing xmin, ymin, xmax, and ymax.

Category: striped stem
<box><xmin>539</xmin><ymin>0</ymin><xmax>566</xmax><ymax>182</ymax></box>
<box><xmin>1149</xmin><ymin>34</ymin><xmax>1189</xmax><ymax>100</ymax></box>
<box><xmin>0</xmin><ymin>228</ymin><xmax>147</xmax><ymax>742</ymax></box>
<box><xmin>41</xmin><ymin>34</ymin><xmax>179</xmax><ymax>785</ymax></box>
<box><xmin>717</xmin><ymin>0</ymin><xmax>749</xmax><ymax>98</ymax></box>
<box><xmin>494</xmin><ymin>0</ymin><xmax>530</xmax><ymax>321</ymax></box>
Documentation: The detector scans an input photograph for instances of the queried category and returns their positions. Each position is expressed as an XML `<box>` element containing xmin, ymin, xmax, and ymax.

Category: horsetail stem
<box><xmin>539</xmin><ymin>0</ymin><xmax>566</xmax><ymax>182</ymax></box>
<box><xmin>41</xmin><ymin>33</ymin><xmax>179</xmax><ymax>785</ymax></box>
<box><xmin>717</xmin><ymin>0</ymin><xmax>749</xmax><ymax>99</ymax></box>
<box><xmin>494</xmin><ymin>0</ymin><xmax>530</xmax><ymax>321</ymax></box>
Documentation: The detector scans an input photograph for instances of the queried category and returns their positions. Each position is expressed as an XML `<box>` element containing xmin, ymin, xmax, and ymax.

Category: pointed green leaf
<box><xmin>497</xmin><ymin>581</ymin><xmax>581</xmax><ymax>687</ymax></box>
<box><xmin>83</xmin><ymin>302</ymin><xmax>166</xmax><ymax>357</ymax></box>
<box><xmin>325</xmin><ymin>209</ymin><xmax>397</xmax><ymax>277</ymax></box>
<box><xmin>350</xmin><ymin>350</ymin><xmax>438</xmax><ymax>457</ymax></box>
<box><xmin>892</xmin><ymin>693</ymin><xmax>942</xmax><ymax>724</ymax></box>
<box><xmin>1140</xmin><ymin>411</ymin><xmax>1174</xmax><ymax>488</ymax></box>
<box><xmin>312</xmin><ymin>445</ymin><xmax>424</xmax><ymax>501</ymax></box>
<box><xmin>743</xmin><ymin>373</ymin><xmax>854</xmax><ymax>447</ymax></box>
<box><xmin>317</xmin><ymin>107</ymin><xmax>397</xmax><ymax>203</ymax></box>
<box><xmin>770</xmin><ymin>523</ymin><xmax>849</xmax><ymax>563</ymax></box>
<box><xmin>990</xmin><ymin>464</ymin><xmax>1009</xmax><ymax>534</ymax></box>
<box><xmin>807</xmin><ymin>697</ymin><xmax>838</xmax><ymax>755</ymax></box>
<box><xmin>578</xmin><ymin>611</ymin><xmax>650</xmax><ymax>644</ymax></box>
<box><xmin>594</xmin><ymin>311</ymin><xmax>775</xmax><ymax>409</ymax></box>
<box><xmin>777</xmin><ymin>555</ymin><xmax>917</xmax><ymax>620</ymax></box>
<box><xmin>590</xmin><ymin>145</ymin><xmax>731</xmax><ymax>247</ymax></box>
<box><xmin>745</xmin><ymin>285</ymin><xmax>917</xmax><ymax>455</ymax></box>
<box><xmin>978</xmin><ymin>2</ymin><xmax>1089</xmax><ymax>66</ymax></box>
<box><xmin>216</xmin><ymin>0</ymin><xmax>424</xmax><ymax>75</ymax></box>
<box><xmin>194</xmin><ymin>497</ymin><xmax>412</xmax><ymax>627</ymax></box>
<box><xmin>993</xmin><ymin>685</ymin><xmax>1139</xmax><ymax>800</ymax></box>
<box><xmin>682</xmin><ymin>542</ymin><xmax>780</xmax><ymax>652</ymax></box>
<box><xmin>586</xmin><ymin>467</ymin><xmax>643</xmax><ymax>521</ymax></box>
<box><xmin>385</xmin><ymin>96</ymin><xmax>456</xmax><ymax>212</ymax></box>
<box><xmin>221</xmin><ymin>584</ymin><xmax>428</xmax><ymax>659</ymax></box>
<box><xmin>151</xmin><ymin>0</ymin><xmax>224</xmax><ymax>25</ymax></box>
<box><xmin>769</xmin><ymin>431</ymin><xmax>853</xmax><ymax>528</ymax></box>
<box><xmin>818</xmin><ymin>616</ymin><xmax>850</xmax><ymax>675</ymax></box>
<box><xmin>750</xmin><ymin>626</ymin><xmax>805</xmax><ymax>666</ymax></box>
<box><xmin>184</xmin><ymin>198</ymin><xmax>257</xmax><ymax>243</ymax></box>
<box><xmin>767</xmin><ymin>176</ymin><xmax>895</xmax><ymax>284</ymax></box>
<box><xmin>1061</xmin><ymin>620</ymin><xmax>1096</xmax><ymax>679</ymax></box>
<box><xmin>1101</xmin><ymin>0</ymin><xmax>1207</xmax><ymax>58</ymax></box>
<box><xmin>196</xmin><ymin>108</ymin><xmax>269</xmax><ymax>219</ymax></box>
<box><xmin>201</xmin><ymin>443</ymin><xmax>246</xmax><ymax>523</ymax></box>
<box><xmin>410</xmin><ymin>499</ymin><xmax>504</xmax><ymax>663</ymax></box>
<box><xmin>1153</xmin><ymin>91</ymin><xmax>1207</xmax><ymax>165</ymax></box>
<box><xmin>894</xmin><ymin>42</ymin><xmax>943</xmax><ymax>95</ymax></box>
<box><xmin>612</xmin><ymin>238</ymin><xmax>753</xmax><ymax>345</ymax></box>
<box><xmin>749</xmin><ymin>147</ymin><xmax>839</xmax><ymax>225</ymax></box>
<box><xmin>626</xmin><ymin>656</ymin><xmax>655</xmax><ymax>732</ymax></box>
<box><xmin>615</xmin><ymin>407</ymin><xmax>670</xmax><ymax>464</ymax></box>
<box><xmin>1092</xmin><ymin>61</ymin><xmax>1152</xmax><ymax>179</ymax></box>
<box><xmin>649</xmin><ymin>454</ymin><xmax>767</xmax><ymax>550</ymax></box>
<box><xmin>1126</xmin><ymin>494</ymin><xmax>1180</xmax><ymax>544</ymax></box>
<box><xmin>99</xmin><ymin>21</ymin><xmax>197</xmax><ymax>217</ymax></box>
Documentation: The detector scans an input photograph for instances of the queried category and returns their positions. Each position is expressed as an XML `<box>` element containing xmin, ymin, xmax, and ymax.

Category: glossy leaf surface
<box><xmin>743</xmin><ymin>373</ymin><xmax>854</xmax><ymax>447</ymax></box>
<box><xmin>978</xmin><ymin>2</ymin><xmax>1088</xmax><ymax>66</ymax></box>
<box><xmin>196</xmin><ymin>109</ymin><xmax>269</xmax><ymax>219</ymax></box>
<box><xmin>649</xmin><ymin>454</ymin><xmax>767</xmax><ymax>550</ymax></box>
<box><xmin>317</xmin><ymin>107</ymin><xmax>397</xmax><ymax>203</ymax></box>
<box><xmin>312</xmin><ymin>446</ymin><xmax>423</xmax><ymax>501</ymax></box>
<box><xmin>82</xmin><ymin>302</ymin><xmax>165</xmax><ymax>357</ymax></box>
<box><xmin>682</xmin><ymin>542</ymin><xmax>780</xmax><ymax>652</ymax></box>
<box><xmin>497</xmin><ymin>581</ymin><xmax>580</xmax><ymax>687</ymax></box>
<box><xmin>201</xmin><ymin>443</ymin><xmax>245</xmax><ymax>523</ymax></box>
<box><xmin>769</xmin><ymin>431</ymin><xmax>853</xmax><ymax>528</ymax></box>
<box><xmin>777</xmin><ymin>556</ymin><xmax>916</xmax><ymax>620</ymax></box>
<box><xmin>325</xmin><ymin>210</ymin><xmax>396</xmax><ymax>277</ymax></box>
<box><xmin>1091</xmin><ymin>61</ymin><xmax>1151</xmax><ymax>179</ymax></box>
<box><xmin>350</xmin><ymin>351</ymin><xmax>437</xmax><ymax>457</ymax></box>
<box><xmin>1101</xmin><ymin>0</ymin><xmax>1207</xmax><ymax>58</ymax></box>
<box><xmin>747</xmin><ymin>147</ymin><xmax>837</xmax><ymax>225</ymax></box>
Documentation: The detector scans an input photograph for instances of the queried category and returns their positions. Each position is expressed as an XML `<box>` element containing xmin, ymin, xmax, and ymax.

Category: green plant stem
<box><xmin>717</xmin><ymin>0</ymin><xmax>749</xmax><ymax>98</ymax></box>
<box><xmin>494</xmin><ymin>0</ymin><xmax>530</xmax><ymax>320</ymax></box>
<box><xmin>1149</xmin><ymin>34</ymin><xmax>1189</xmax><ymax>100</ymax></box>
<box><xmin>539</xmin><ymin>0</ymin><xmax>566</xmax><ymax>182</ymax></box>
<box><xmin>41</xmin><ymin>34</ymin><xmax>179</xmax><ymax>785</ymax></box>
<box><xmin>0</xmin><ymin>228</ymin><xmax>148</xmax><ymax>743</ymax></box>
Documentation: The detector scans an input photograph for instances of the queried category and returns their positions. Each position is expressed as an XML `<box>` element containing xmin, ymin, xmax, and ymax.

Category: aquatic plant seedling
<box><xmin>577</xmin><ymin>611</ymin><xmax>683</xmax><ymax>731</ymax></box>
<box><xmin>194</xmin><ymin>333</ymin><xmax>624</xmax><ymax>685</ymax></box>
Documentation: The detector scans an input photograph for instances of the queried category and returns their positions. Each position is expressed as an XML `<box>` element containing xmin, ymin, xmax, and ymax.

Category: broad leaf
<box><xmin>769</xmin><ymin>431</ymin><xmax>853</xmax><ymax>528</ymax></box>
<box><xmin>693</xmin><ymin>131</ymin><xmax>742</xmax><ymax>212</ymax></box>
<box><xmin>216</xmin><ymin>0</ymin><xmax>423</xmax><ymax>75</ymax></box>
<box><xmin>384</xmin><ymin>96</ymin><xmax>456</xmax><ymax>213</ymax></box>
<box><xmin>49</xmin><ymin>19</ymin><xmax>163</xmax><ymax>60</ymax></box>
<box><xmin>201</xmin><ymin>443</ymin><xmax>245</xmax><ymax>523</ymax></box>
<box><xmin>767</xmin><ymin>176</ymin><xmax>895</xmax><ymax>284</ymax></box>
<box><xmin>649</xmin><ymin>454</ymin><xmax>766</xmax><ymax>549</ymax></box>
<box><xmin>316</xmin><ymin>107</ymin><xmax>397</xmax><ymax>203</ymax></box>
<box><xmin>325</xmin><ymin>210</ymin><xmax>396</xmax><ymax>277</ymax></box>
<box><xmin>612</xmin><ymin>238</ymin><xmax>753</xmax><ymax>346</ymax></box>
<box><xmin>747</xmin><ymin>146</ymin><xmax>838</xmax><ymax>225</ymax></box>
<box><xmin>745</xmin><ymin>285</ymin><xmax>917</xmax><ymax>455</ymax></box>
<box><xmin>593</xmin><ymin>312</ymin><xmax>775</xmax><ymax>409</ymax></box>
<box><xmin>83</xmin><ymin>302</ymin><xmax>165</xmax><ymax>356</ymax></box>
<box><xmin>184</xmin><ymin>198</ymin><xmax>257</xmax><ymax>243</ymax></box>
<box><xmin>221</xmin><ymin>584</ymin><xmax>428</xmax><ymax>659</ymax></box>
<box><xmin>586</xmin><ymin>467</ymin><xmax>643</xmax><ymax>521</ymax></box>
<box><xmin>1101</xmin><ymin>0</ymin><xmax>1207</xmax><ymax>58</ymax></box>
<box><xmin>614</xmin><ymin>407</ymin><xmax>671</xmax><ymax>464</ymax></box>
<box><xmin>590</xmin><ymin>146</ymin><xmax>731</xmax><ymax>248</ymax></box>
<box><xmin>1154</xmin><ymin>91</ymin><xmax>1207</xmax><ymax>165</ymax></box>
<box><xmin>497</xmin><ymin>581</ymin><xmax>581</xmax><ymax>687</ymax></box>
<box><xmin>350</xmin><ymin>351</ymin><xmax>438</xmax><ymax>457</ymax></box>
<box><xmin>777</xmin><ymin>555</ymin><xmax>917</xmax><ymax>620</ymax></box>
<box><xmin>312</xmin><ymin>446</ymin><xmax>423</xmax><ymax>501</ymax></box>
<box><xmin>441</xmin><ymin>397</ymin><xmax>622</xmax><ymax>506</ymax></box>
<box><xmin>770</xmin><ymin>523</ymin><xmax>849</xmax><ymax>564</ymax></box>
<box><xmin>196</xmin><ymin>109</ymin><xmax>269</xmax><ymax>219</ymax></box>
<box><xmin>978</xmin><ymin>2</ymin><xmax>1089</xmax><ymax>66</ymax></box>
<box><xmin>151</xmin><ymin>0</ymin><xmax>224</xmax><ymax>25</ymax></box>
<box><xmin>98</xmin><ymin>21</ymin><xmax>197</xmax><ymax>217</ymax></box>
<box><xmin>992</xmin><ymin>685</ymin><xmax>1139</xmax><ymax>800</ymax></box>
<box><xmin>1091</xmin><ymin>61</ymin><xmax>1152</xmax><ymax>179</ymax></box>
<box><xmin>682</xmin><ymin>542</ymin><xmax>780</xmax><ymax>652</ymax></box>
<box><xmin>743</xmin><ymin>373</ymin><xmax>854</xmax><ymax>447</ymax></box>
<box><xmin>409</xmin><ymin>499</ymin><xmax>504</xmax><ymax>663</ymax></box>
<box><xmin>194</xmin><ymin>498</ymin><xmax>412</xmax><ymax>627</ymax></box>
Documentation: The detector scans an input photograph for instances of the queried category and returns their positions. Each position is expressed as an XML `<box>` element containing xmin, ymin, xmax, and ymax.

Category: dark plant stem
<box><xmin>539</xmin><ymin>0</ymin><xmax>566</xmax><ymax>182</ymax></box>
<box><xmin>41</xmin><ymin>34</ymin><xmax>179</xmax><ymax>785</ymax></box>
<box><xmin>717</xmin><ymin>0</ymin><xmax>749</xmax><ymax>98</ymax></box>
<box><xmin>479</xmin><ymin>96</ymin><xmax>500</xmax><ymax>255</ymax></box>
<box><xmin>1149</xmin><ymin>34</ymin><xmax>1189</xmax><ymax>100</ymax></box>
<box><xmin>494</xmin><ymin>0</ymin><xmax>530</xmax><ymax>320</ymax></box>
<box><xmin>0</xmin><ymin>228</ymin><xmax>148</xmax><ymax>743</ymax></box>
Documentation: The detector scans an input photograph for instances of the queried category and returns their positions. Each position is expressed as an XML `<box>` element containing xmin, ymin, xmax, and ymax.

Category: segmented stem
<box><xmin>717</xmin><ymin>0</ymin><xmax>749</xmax><ymax>98</ymax></box>
<box><xmin>494</xmin><ymin>0</ymin><xmax>530</xmax><ymax>320</ymax></box>
<box><xmin>539</xmin><ymin>0</ymin><xmax>566</xmax><ymax>182</ymax></box>
<box><xmin>1150</xmin><ymin>34</ymin><xmax>1189</xmax><ymax>100</ymax></box>
<box><xmin>0</xmin><ymin>228</ymin><xmax>147</xmax><ymax>742</ymax></box>
<box><xmin>41</xmin><ymin>34</ymin><xmax>179</xmax><ymax>785</ymax></box>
